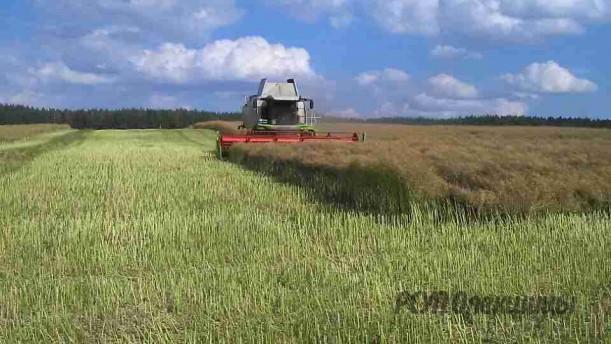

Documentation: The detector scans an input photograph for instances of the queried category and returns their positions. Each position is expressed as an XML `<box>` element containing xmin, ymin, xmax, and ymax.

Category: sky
<box><xmin>0</xmin><ymin>0</ymin><xmax>610</xmax><ymax>118</ymax></box>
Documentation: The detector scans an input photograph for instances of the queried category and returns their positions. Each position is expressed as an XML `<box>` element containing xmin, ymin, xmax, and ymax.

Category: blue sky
<box><xmin>0</xmin><ymin>0</ymin><xmax>610</xmax><ymax>118</ymax></box>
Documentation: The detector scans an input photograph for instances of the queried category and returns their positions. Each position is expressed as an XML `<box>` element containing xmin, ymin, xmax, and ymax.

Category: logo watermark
<box><xmin>395</xmin><ymin>291</ymin><xmax>576</xmax><ymax>316</ymax></box>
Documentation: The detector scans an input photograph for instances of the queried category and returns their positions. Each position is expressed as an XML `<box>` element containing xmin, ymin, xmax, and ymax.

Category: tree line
<box><xmin>324</xmin><ymin>114</ymin><xmax>611</xmax><ymax>129</ymax></box>
<box><xmin>0</xmin><ymin>104</ymin><xmax>241</xmax><ymax>129</ymax></box>
<box><xmin>1</xmin><ymin>104</ymin><xmax>609</xmax><ymax>129</ymax></box>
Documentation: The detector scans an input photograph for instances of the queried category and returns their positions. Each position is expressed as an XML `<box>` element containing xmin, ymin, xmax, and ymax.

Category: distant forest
<box><xmin>324</xmin><ymin>115</ymin><xmax>611</xmax><ymax>129</ymax></box>
<box><xmin>1</xmin><ymin>104</ymin><xmax>609</xmax><ymax>129</ymax></box>
<box><xmin>0</xmin><ymin>104</ymin><xmax>241</xmax><ymax>129</ymax></box>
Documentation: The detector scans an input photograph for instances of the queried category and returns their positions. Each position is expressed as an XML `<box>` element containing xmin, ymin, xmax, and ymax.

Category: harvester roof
<box><xmin>256</xmin><ymin>78</ymin><xmax>300</xmax><ymax>101</ymax></box>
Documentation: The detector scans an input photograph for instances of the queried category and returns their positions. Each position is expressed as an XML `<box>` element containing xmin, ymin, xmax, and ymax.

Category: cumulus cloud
<box><xmin>329</xmin><ymin>13</ymin><xmax>355</xmax><ymax>28</ymax></box>
<box><xmin>440</xmin><ymin>1</ymin><xmax>585</xmax><ymax>41</ymax></box>
<box><xmin>408</xmin><ymin>0</ymin><xmax>606</xmax><ymax>40</ymax></box>
<box><xmin>33</xmin><ymin>0</ymin><xmax>243</xmax><ymax>42</ymax></box>
<box><xmin>32</xmin><ymin>62</ymin><xmax>114</xmax><ymax>85</ymax></box>
<box><xmin>355</xmin><ymin>72</ymin><xmax>379</xmax><ymax>86</ymax></box>
<box><xmin>0</xmin><ymin>57</ymin><xmax>115</xmax><ymax>107</ymax></box>
<box><xmin>413</xmin><ymin>93</ymin><xmax>528</xmax><ymax>116</ymax></box>
<box><xmin>352</xmin><ymin>68</ymin><xmax>413</xmax><ymax>116</ymax></box>
<box><xmin>371</xmin><ymin>0</ymin><xmax>440</xmax><ymax>35</ymax></box>
<box><xmin>493</xmin><ymin>98</ymin><xmax>529</xmax><ymax>115</ymax></box>
<box><xmin>7</xmin><ymin>90</ymin><xmax>44</xmax><ymax>106</ymax></box>
<box><xmin>351</xmin><ymin>67</ymin><xmax>526</xmax><ymax>117</ymax></box>
<box><xmin>131</xmin><ymin>44</ymin><xmax>197</xmax><ymax>83</ymax></box>
<box><xmin>28</xmin><ymin>0</ymin><xmax>246</xmax><ymax>88</ymax></box>
<box><xmin>80</xmin><ymin>26</ymin><xmax>141</xmax><ymax>51</ymax></box>
<box><xmin>270</xmin><ymin>0</ymin><xmax>609</xmax><ymax>41</ymax></box>
<box><xmin>328</xmin><ymin>107</ymin><xmax>361</xmax><ymax>118</ymax></box>
<box><xmin>501</xmin><ymin>61</ymin><xmax>597</xmax><ymax>93</ymax></box>
<box><xmin>147</xmin><ymin>94</ymin><xmax>177</xmax><ymax>109</ymax></box>
<box><xmin>498</xmin><ymin>0</ymin><xmax>609</xmax><ymax>21</ymax></box>
<box><xmin>373</xmin><ymin>101</ymin><xmax>405</xmax><ymax>117</ymax></box>
<box><xmin>428</xmin><ymin>74</ymin><xmax>478</xmax><ymax>98</ymax></box>
<box><xmin>132</xmin><ymin>37</ymin><xmax>317</xmax><ymax>83</ymax></box>
<box><xmin>198</xmin><ymin>37</ymin><xmax>316</xmax><ymax>81</ymax></box>
<box><xmin>513</xmin><ymin>92</ymin><xmax>540</xmax><ymax>100</ymax></box>
<box><xmin>355</xmin><ymin>68</ymin><xmax>409</xmax><ymax>86</ymax></box>
<box><xmin>430</xmin><ymin>45</ymin><xmax>483</xmax><ymax>60</ymax></box>
<box><xmin>266</xmin><ymin>0</ymin><xmax>355</xmax><ymax>28</ymax></box>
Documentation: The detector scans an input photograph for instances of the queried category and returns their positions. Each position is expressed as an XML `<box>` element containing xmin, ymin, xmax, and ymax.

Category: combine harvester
<box><xmin>217</xmin><ymin>78</ymin><xmax>364</xmax><ymax>158</ymax></box>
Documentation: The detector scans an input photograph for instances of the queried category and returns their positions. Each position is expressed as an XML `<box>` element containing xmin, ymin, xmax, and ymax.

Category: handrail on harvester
<box><xmin>216</xmin><ymin>130</ymin><xmax>365</xmax><ymax>159</ymax></box>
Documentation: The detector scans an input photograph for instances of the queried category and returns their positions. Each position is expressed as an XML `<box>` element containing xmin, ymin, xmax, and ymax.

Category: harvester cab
<box><xmin>216</xmin><ymin>78</ymin><xmax>364</xmax><ymax>159</ymax></box>
<box><xmin>241</xmin><ymin>78</ymin><xmax>318</xmax><ymax>132</ymax></box>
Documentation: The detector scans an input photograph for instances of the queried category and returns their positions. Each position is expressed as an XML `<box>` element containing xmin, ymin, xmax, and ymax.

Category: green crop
<box><xmin>0</xmin><ymin>128</ymin><xmax>609</xmax><ymax>342</ymax></box>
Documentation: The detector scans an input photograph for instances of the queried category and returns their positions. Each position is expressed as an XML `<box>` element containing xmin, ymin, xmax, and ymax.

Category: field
<box><xmin>0</xmin><ymin>125</ymin><xmax>609</xmax><ymax>342</ymax></box>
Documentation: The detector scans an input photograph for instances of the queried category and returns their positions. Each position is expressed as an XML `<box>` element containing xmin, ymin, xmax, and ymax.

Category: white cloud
<box><xmin>351</xmin><ymin>67</ymin><xmax>526</xmax><ymax>117</ymax></box>
<box><xmin>132</xmin><ymin>43</ymin><xmax>197</xmax><ymax>83</ymax></box>
<box><xmin>132</xmin><ymin>37</ymin><xmax>317</xmax><ymax>83</ymax></box>
<box><xmin>428</xmin><ymin>74</ymin><xmax>478</xmax><ymax>98</ymax></box>
<box><xmin>371</xmin><ymin>0</ymin><xmax>440</xmax><ymax>35</ymax></box>
<box><xmin>213</xmin><ymin>91</ymin><xmax>244</xmax><ymax>100</ymax></box>
<box><xmin>383</xmin><ymin>68</ymin><xmax>410</xmax><ymax>82</ymax></box>
<box><xmin>270</xmin><ymin>0</ymin><xmax>609</xmax><ymax>41</ymax></box>
<box><xmin>81</xmin><ymin>26</ymin><xmax>141</xmax><ymax>50</ymax></box>
<box><xmin>187</xmin><ymin>5</ymin><xmax>243</xmax><ymax>32</ymax></box>
<box><xmin>373</xmin><ymin>101</ymin><xmax>403</xmax><ymax>116</ymax></box>
<box><xmin>328</xmin><ymin>107</ymin><xmax>361</xmax><ymax>118</ymax></box>
<box><xmin>33</xmin><ymin>62</ymin><xmax>114</xmax><ymax>85</ymax></box>
<box><xmin>355</xmin><ymin>68</ymin><xmax>409</xmax><ymax>86</ymax></box>
<box><xmin>501</xmin><ymin>60</ymin><xmax>597</xmax><ymax>93</ymax></box>
<box><xmin>413</xmin><ymin>93</ymin><xmax>528</xmax><ymax>116</ymax></box>
<box><xmin>440</xmin><ymin>1</ymin><xmax>585</xmax><ymax>41</ymax></box>
<box><xmin>431</xmin><ymin>45</ymin><xmax>464</xmax><ymax>58</ymax></box>
<box><xmin>498</xmin><ymin>0</ymin><xmax>609</xmax><ymax>21</ymax></box>
<box><xmin>198</xmin><ymin>37</ymin><xmax>316</xmax><ymax>81</ymax></box>
<box><xmin>493</xmin><ymin>98</ymin><xmax>529</xmax><ymax>115</ymax></box>
<box><xmin>35</xmin><ymin>0</ymin><xmax>243</xmax><ymax>41</ymax></box>
<box><xmin>355</xmin><ymin>72</ymin><xmax>379</xmax><ymax>86</ymax></box>
<box><xmin>0</xmin><ymin>88</ymin><xmax>51</xmax><ymax>107</ymax></box>
<box><xmin>329</xmin><ymin>13</ymin><xmax>355</xmax><ymax>28</ymax></box>
<box><xmin>266</xmin><ymin>0</ymin><xmax>355</xmax><ymax>28</ymax></box>
<box><xmin>430</xmin><ymin>45</ymin><xmax>483</xmax><ymax>60</ymax></box>
<box><xmin>147</xmin><ymin>94</ymin><xmax>178</xmax><ymax>109</ymax></box>
<box><xmin>9</xmin><ymin>90</ymin><xmax>43</xmax><ymax>106</ymax></box>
